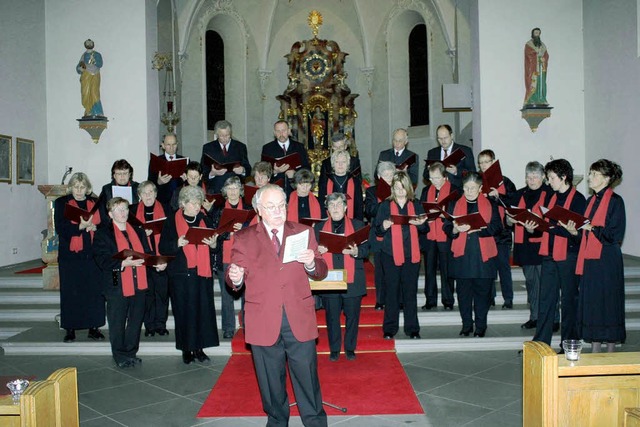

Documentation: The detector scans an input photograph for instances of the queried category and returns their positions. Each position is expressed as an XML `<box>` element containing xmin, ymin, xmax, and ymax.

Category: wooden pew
<box><xmin>523</xmin><ymin>341</ymin><xmax>640</xmax><ymax>427</ymax></box>
<box><xmin>19</xmin><ymin>380</ymin><xmax>56</xmax><ymax>426</ymax></box>
<box><xmin>47</xmin><ymin>368</ymin><xmax>78</xmax><ymax>427</ymax></box>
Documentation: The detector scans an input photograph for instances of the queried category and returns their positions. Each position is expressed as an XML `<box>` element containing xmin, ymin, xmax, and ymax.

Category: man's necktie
<box><xmin>282</xmin><ymin>144</ymin><xmax>287</xmax><ymax>156</ymax></box>
<box><xmin>222</xmin><ymin>145</ymin><xmax>227</xmax><ymax>156</ymax></box>
<box><xmin>395</xmin><ymin>151</ymin><xmax>401</xmax><ymax>164</ymax></box>
<box><xmin>443</xmin><ymin>149</ymin><xmax>448</xmax><ymax>160</ymax></box>
<box><xmin>169</xmin><ymin>155</ymin><xmax>174</xmax><ymax>161</ymax></box>
<box><xmin>271</xmin><ymin>229</ymin><xmax>281</xmax><ymax>254</ymax></box>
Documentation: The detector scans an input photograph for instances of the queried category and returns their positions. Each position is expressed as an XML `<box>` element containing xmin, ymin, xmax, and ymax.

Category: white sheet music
<box><xmin>112</xmin><ymin>186</ymin><xmax>133</xmax><ymax>203</ymax></box>
<box><xmin>282</xmin><ymin>229</ymin><xmax>309</xmax><ymax>263</ymax></box>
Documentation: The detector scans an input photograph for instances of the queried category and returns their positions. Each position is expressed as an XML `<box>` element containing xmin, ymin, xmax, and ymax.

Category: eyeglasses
<box><xmin>112</xmin><ymin>207</ymin><xmax>129</xmax><ymax>213</ymax></box>
<box><xmin>114</xmin><ymin>171</ymin><xmax>130</xmax><ymax>177</ymax></box>
<box><xmin>429</xmin><ymin>176</ymin><xmax>445</xmax><ymax>181</ymax></box>
<box><xmin>260</xmin><ymin>202</ymin><xmax>286</xmax><ymax>213</ymax></box>
<box><xmin>327</xmin><ymin>202</ymin><xmax>345</xmax><ymax>209</ymax></box>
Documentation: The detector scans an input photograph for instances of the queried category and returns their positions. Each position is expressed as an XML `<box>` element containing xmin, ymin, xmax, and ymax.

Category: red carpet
<box><xmin>197</xmin><ymin>352</ymin><xmax>423</xmax><ymax>417</ymax></box>
<box><xmin>14</xmin><ymin>265</ymin><xmax>45</xmax><ymax>275</ymax></box>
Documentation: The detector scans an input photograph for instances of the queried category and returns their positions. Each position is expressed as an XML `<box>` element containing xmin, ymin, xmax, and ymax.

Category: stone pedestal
<box><xmin>37</xmin><ymin>185</ymin><xmax>68</xmax><ymax>290</ymax></box>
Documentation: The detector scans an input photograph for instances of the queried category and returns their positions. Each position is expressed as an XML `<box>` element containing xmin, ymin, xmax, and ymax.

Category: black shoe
<box><xmin>421</xmin><ymin>303</ymin><xmax>436</xmax><ymax>311</ymax></box>
<box><xmin>521</xmin><ymin>320</ymin><xmax>537</xmax><ymax>329</ymax></box>
<box><xmin>345</xmin><ymin>350</ymin><xmax>356</xmax><ymax>361</ymax></box>
<box><xmin>553</xmin><ymin>322</ymin><xmax>560</xmax><ymax>332</ymax></box>
<box><xmin>409</xmin><ymin>332</ymin><xmax>421</xmax><ymax>339</ymax></box>
<box><xmin>156</xmin><ymin>328</ymin><xmax>169</xmax><ymax>336</ymax></box>
<box><xmin>474</xmin><ymin>330</ymin><xmax>486</xmax><ymax>338</ymax></box>
<box><xmin>194</xmin><ymin>349</ymin><xmax>210</xmax><ymax>363</ymax></box>
<box><xmin>182</xmin><ymin>351</ymin><xmax>195</xmax><ymax>364</ymax></box>
<box><xmin>383</xmin><ymin>333</ymin><xmax>394</xmax><ymax>340</ymax></box>
<box><xmin>399</xmin><ymin>303</ymin><xmax>404</xmax><ymax>311</ymax></box>
<box><xmin>144</xmin><ymin>329</ymin><xmax>155</xmax><ymax>337</ymax></box>
<box><xmin>374</xmin><ymin>303</ymin><xmax>384</xmax><ymax>311</ymax></box>
<box><xmin>443</xmin><ymin>304</ymin><xmax>454</xmax><ymax>311</ymax></box>
<box><xmin>329</xmin><ymin>351</ymin><xmax>339</xmax><ymax>362</ymax></box>
<box><xmin>116</xmin><ymin>360</ymin><xmax>134</xmax><ymax>369</ymax></box>
<box><xmin>131</xmin><ymin>357</ymin><xmax>142</xmax><ymax>365</ymax></box>
<box><xmin>63</xmin><ymin>329</ymin><xmax>75</xmax><ymax>343</ymax></box>
<box><xmin>223</xmin><ymin>331</ymin><xmax>235</xmax><ymax>339</ymax></box>
<box><xmin>490</xmin><ymin>299</ymin><xmax>496</xmax><ymax>307</ymax></box>
<box><xmin>459</xmin><ymin>328</ymin><xmax>472</xmax><ymax>337</ymax></box>
<box><xmin>502</xmin><ymin>301</ymin><xmax>513</xmax><ymax>309</ymax></box>
<box><xmin>88</xmin><ymin>328</ymin><xmax>105</xmax><ymax>341</ymax></box>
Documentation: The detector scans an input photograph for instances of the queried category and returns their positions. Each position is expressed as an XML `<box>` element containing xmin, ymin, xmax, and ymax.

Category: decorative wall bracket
<box><xmin>520</xmin><ymin>105</ymin><xmax>552</xmax><ymax>132</ymax></box>
<box><xmin>257</xmin><ymin>69</ymin><xmax>272</xmax><ymax>100</ymax></box>
<box><xmin>77</xmin><ymin>117</ymin><xmax>108</xmax><ymax>143</ymax></box>
<box><xmin>360</xmin><ymin>67</ymin><xmax>375</xmax><ymax>97</ymax></box>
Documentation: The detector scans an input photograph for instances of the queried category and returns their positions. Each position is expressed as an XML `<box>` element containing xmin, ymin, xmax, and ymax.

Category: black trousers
<box><xmin>373</xmin><ymin>251</ymin><xmax>385</xmax><ymax>305</ymax></box>
<box><xmin>457</xmin><ymin>278</ymin><xmax>493</xmax><ymax>332</ymax></box>
<box><xmin>380</xmin><ymin>254</ymin><xmax>420</xmax><ymax>336</ymax></box>
<box><xmin>105</xmin><ymin>286</ymin><xmax>146</xmax><ymax>364</ymax></box>
<box><xmin>143</xmin><ymin>269</ymin><xmax>169</xmax><ymax>331</ymax></box>
<box><xmin>533</xmin><ymin>254</ymin><xmax>580</xmax><ymax>345</ymax></box>
<box><xmin>251</xmin><ymin>310</ymin><xmax>327</xmax><ymax>427</ymax></box>
<box><xmin>493</xmin><ymin>243</ymin><xmax>514</xmax><ymax>303</ymax></box>
<box><xmin>423</xmin><ymin>239</ymin><xmax>455</xmax><ymax>306</ymax></box>
<box><xmin>321</xmin><ymin>295</ymin><xmax>362</xmax><ymax>352</ymax></box>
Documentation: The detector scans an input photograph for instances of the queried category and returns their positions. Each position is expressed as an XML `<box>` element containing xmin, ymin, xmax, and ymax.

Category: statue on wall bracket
<box><xmin>76</xmin><ymin>39</ymin><xmax>108</xmax><ymax>143</ymax></box>
<box><xmin>276</xmin><ymin>10</ymin><xmax>359</xmax><ymax>181</ymax></box>
<box><xmin>520</xmin><ymin>27</ymin><xmax>552</xmax><ymax>132</ymax></box>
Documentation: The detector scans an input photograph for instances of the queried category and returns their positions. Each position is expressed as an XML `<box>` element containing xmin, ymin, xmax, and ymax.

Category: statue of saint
<box><xmin>523</xmin><ymin>28</ymin><xmax>549</xmax><ymax>107</ymax></box>
<box><xmin>76</xmin><ymin>39</ymin><xmax>104</xmax><ymax>117</ymax></box>
<box><xmin>310</xmin><ymin>106</ymin><xmax>326</xmax><ymax>149</ymax></box>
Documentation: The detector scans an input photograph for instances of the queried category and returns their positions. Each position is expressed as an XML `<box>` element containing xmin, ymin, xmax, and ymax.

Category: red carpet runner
<box><xmin>197</xmin><ymin>261</ymin><xmax>424</xmax><ymax>418</ymax></box>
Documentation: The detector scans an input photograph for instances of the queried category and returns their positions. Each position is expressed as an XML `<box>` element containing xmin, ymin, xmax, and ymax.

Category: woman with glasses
<box><xmin>444</xmin><ymin>172</ymin><xmax>502</xmax><ymax>337</ymax></box>
<box><xmin>97</xmin><ymin>159</ymin><xmax>139</xmax><ymax>222</ymax></box>
<box><xmin>54</xmin><ymin>172</ymin><xmax>105</xmax><ymax>343</ymax></box>
<box><xmin>288</xmin><ymin>168</ymin><xmax>323</xmax><ymax>222</ymax></box>
<box><xmin>94</xmin><ymin>197</ymin><xmax>167</xmax><ymax>368</ymax></box>
<box><xmin>576</xmin><ymin>159</ymin><xmax>626</xmax><ymax>353</ymax></box>
<box><xmin>374</xmin><ymin>171</ymin><xmax>428</xmax><ymax>340</ymax></box>
<box><xmin>318</xmin><ymin>150</ymin><xmax>364</xmax><ymax>221</ymax></box>
<box><xmin>314</xmin><ymin>193</ymin><xmax>369</xmax><ymax>361</ymax></box>
<box><xmin>159</xmin><ymin>186</ymin><xmax>220</xmax><ymax>364</ymax></box>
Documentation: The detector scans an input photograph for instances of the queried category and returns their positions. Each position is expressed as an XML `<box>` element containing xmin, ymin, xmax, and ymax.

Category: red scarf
<box><xmin>68</xmin><ymin>199</ymin><xmax>101</xmax><ymax>252</ymax></box>
<box><xmin>113</xmin><ymin>223</ymin><xmax>148</xmax><ymax>297</ymax></box>
<box><xmin>136</xmin><ymin>201</ymin><xmax>164</xmax><ymax>252</ymax></box>
<box><xmin>576</xmin><ymin>188</ymin><xmax>613</xmax><ymax>275</ymax></box>
<box><xmin>451</xmin><ymin>196</ymin><xmax>497</xmax><ymax>261</ymax></box>
<box><xmin>175</xmin><ymin>211</ymin><xmax>212</xmax><ymax>277</ymax></box>
<box><xmin>223</xmin><ymin>199</ymin><xmax>244</xmax><ymax>264</ymax></box>
<box><xmin>390</xmin><ymin>201</ymin><xmax>421</xmax><ymax>266</ymax></box>
<box><xmin>322</xmin><ymin>218</ymin><xmax>356</xmax><ymax>282</ymax></box>
<box><xmin>514</xmin><ymin>191</ymin><xmax>546</xmax><ymax>244</ymax></box>
<box><xmin>539</xmin><ymin>187</ymin><xmax>576</xmax><ymax>261</ymax></box>
<box><xmin>287</xmin><ymin>192</ymin><xmax>321</xmax><ymax>222</ymax></box>
<box><xmin>328</xmin><ymin>177</ymin><xmax>355</xmax><ymax>218</ymax></box>
<box><xmin>426</xmin><ymin>181</ymin><xmax>451</xmax><ymax>242</ymax></box>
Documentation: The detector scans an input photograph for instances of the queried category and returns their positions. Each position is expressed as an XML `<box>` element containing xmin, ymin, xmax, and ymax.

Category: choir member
<box><xmin>159</xmin><ymin>186</ymin><xmax>220</xmax><ymax>363</ymax></box>
<box><xmin>374</xmin><ymin>171</ymin><xmax>428</xmax><ymax>339</ymax></box>
<box><xmin>288</xmin><ymin>168</ymin><xmax>322</xmax><ymax>222</ymax></box>
<box><xmin>576</xmin><ymin>159</ymin><xmax>626</xmax><ymax>353</ymax></box>
<box><xmin>318</xmin><ymin>150</ymin><xmax>363</xmax><ymax>221</ymax></box>
<box><xmin>314</xmin><ymin>193</ymin><xmax>369</xmax><ymax>361</ymax></box>
<box><xmin>54</xmin><ymin>172</ymin><xmax>105</xmax><ymax>343</ymax></box>
<box><xmin>444</xmin><ymin>172</ymin><xmax>502</xmax><ymax>337</ymax></box>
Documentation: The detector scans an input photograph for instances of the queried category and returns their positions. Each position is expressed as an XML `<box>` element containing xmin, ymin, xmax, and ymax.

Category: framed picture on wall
<box><xmin>16</xmin><ymin>138</ymin><xmax>34</xmax><ymax>185</ymax></box>
<box><xmin>0</xmin><ymin>134</ymin><xmax>11</xmax><ymax>183</ymax></box>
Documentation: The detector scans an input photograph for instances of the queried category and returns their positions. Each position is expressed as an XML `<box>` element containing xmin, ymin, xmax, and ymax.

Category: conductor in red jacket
<box><xmin>226</xmin><ymin>184</ymin><xmax>328</xmax><ymax>427</ymax></box>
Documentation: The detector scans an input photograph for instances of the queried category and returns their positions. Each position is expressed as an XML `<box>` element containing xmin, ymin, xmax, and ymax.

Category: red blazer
<box><xmin>226</xmin><ymin>220</ymin><xmax>328</xmax><ymax>346</ymax></box>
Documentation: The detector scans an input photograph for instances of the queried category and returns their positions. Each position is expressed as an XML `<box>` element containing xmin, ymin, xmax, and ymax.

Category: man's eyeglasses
<box><xmin>260</xmin><ymin>202</ymin><xmax>286</xmax><ymax>213</ymax></box>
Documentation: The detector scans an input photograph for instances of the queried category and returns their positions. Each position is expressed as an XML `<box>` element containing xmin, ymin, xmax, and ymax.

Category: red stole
<box><xmin>426</xmin><ymin>182</ymin><xmax>451</xmax><ymax>242</ymax></box>
<box><xmin>223</xmin><ymin>199</ymin><xmax>244</xmax><ymax>264</ymax></box>
<box><xmin>451</xmin><ymin>196</ymin><xmax>497</xmax><ymax>262</ymax></box>
<box><xmin>327</xmin><ymin>177</ymin><xmax>355</xmax><ymax>218</ymax></box>
<box><xmin>576</xmin><ymin>188</ymin><xmax>613</xmax><ymax>275</ymax></box>
<box><xmin>321</xmin><ymin>218</ymin><xmax>356</xmax><ymax>282</ymax></box>
<box><xmin>287</xmin><ymin>192</ymin><xmax>321</xmax><ymax>222</ymax></box>
<box><xmin>539</xmin><ymin>187</ymin><xmax>576</xmax><ymax>261</ymax></box>
<box><xmin>175</xmin><ymin>211</ymin><xmax>212</xmax><ymax>277</ymax></box>
<box><xmin>113</xmin><ymin>223</ymin><xmax>148</xmax><ymax>297</ymax></box>
<box><xmin>390</xmin><ymin>201</ymin><xmax>421</xmax><ymax>266</ymax></box>
<box><xmin>514</xmin><ymin>191</ymin><xmax>546</xmax><ymax>244</ymax></box>
<box><xmin>68</xmin><ymin>198</ymin><xmax>101</xmax><ymax>252</ymax></box>
<box><xmin>136</xmin><ymin>201</ymin><xmax>164</xmax><ymax>252</ymax></box>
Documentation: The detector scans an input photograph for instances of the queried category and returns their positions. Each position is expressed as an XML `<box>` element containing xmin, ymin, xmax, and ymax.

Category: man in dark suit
<box><xmin>261</xmin><ymin>120</ymin><xmax>310</xmax><ymax>195</ymax></box>
<box><xmin>227</xmin><ymin>184</ymin><xmax>328</xmax><ymax>427</ymax></box>
<box><xmin>424</xmin><ymin>124</ymin><xmax>476</xmax><ymax>188</ymax></box>
<box><xmin>200</xmin><ymin>120</ymin><xmax>251</xmax><ymax>195</ymax></box>
<box><xmin>147</xmin><ymin>133</ymin><xmax>185</xmax><ymax>205</ymax></box>
<box><xmin>377</xmin><ymin>128</ymin><xmax>419</xmax><ymax>186</ymax></box>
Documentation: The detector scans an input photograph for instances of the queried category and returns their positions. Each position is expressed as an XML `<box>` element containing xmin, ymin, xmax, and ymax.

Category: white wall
<box><xmin>473</xmin><ymin>0</ymin><xmax>586</xmax><ymax>192</ymax></box>
<box><xmin>0</xmin><ymin>0</ymin><xmax>48</xmax><ymax>266</ymax></box>
<box><xmin>583</xmin><ymin>0</ymin><xmax>639</xmax><ymax>256</ymax></box>
<box><xmin>45</xmin><ymin>0</ymin><xmax>158</xmax><ymax>196</ymax></box>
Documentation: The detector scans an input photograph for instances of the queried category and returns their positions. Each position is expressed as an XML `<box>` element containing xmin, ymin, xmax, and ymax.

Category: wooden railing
<box><xmin>523</xmin><ymin>341</ymin><xmax>640</xmax><ymax>427</ymax></box>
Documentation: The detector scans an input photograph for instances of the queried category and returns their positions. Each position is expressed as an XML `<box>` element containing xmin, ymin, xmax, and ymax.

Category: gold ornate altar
<box><xmin>276</xmin><ymin>11</ymin><xmax>359</xmax><ymax>179</ymax></box>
